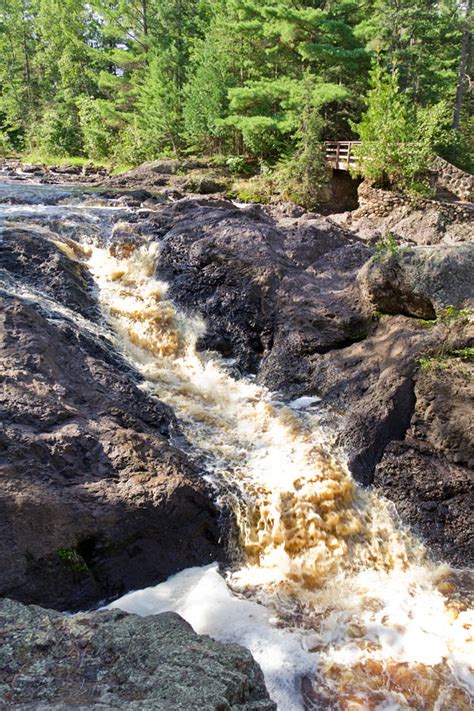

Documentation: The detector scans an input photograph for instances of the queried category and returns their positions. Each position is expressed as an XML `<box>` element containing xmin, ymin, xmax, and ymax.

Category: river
<box><xmin>1</xmin><ymin>178</ymin><xmax>472</xmax><ymax>710</ymax></box>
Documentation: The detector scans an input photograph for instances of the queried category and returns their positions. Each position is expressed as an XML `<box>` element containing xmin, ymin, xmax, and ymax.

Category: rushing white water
<box><xmin>88</xmin><ymin>240</ymin><xmax>472</xmax><ymax>710</ymax></box>
<box><xmin>1</xmin><ymin>183</ymin><xmax>472</xmax><ymax>710</ymax></box>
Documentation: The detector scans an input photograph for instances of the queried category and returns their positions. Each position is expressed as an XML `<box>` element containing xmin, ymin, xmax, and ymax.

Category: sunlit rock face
<box><xmin>0</xmin><ymin>597</ymin><xmax>275</xmax><ymax>710</ymax></box>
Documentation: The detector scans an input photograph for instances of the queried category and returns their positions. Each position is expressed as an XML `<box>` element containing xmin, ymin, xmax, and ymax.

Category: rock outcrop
<box><xmin>148</xmin><ymin>197</ymin><xmax>473</xmax><ymax>565</ymax></box>
<box><xmin>0</xmin><ymin>227</ymin><xmax>223</xmax><ymax>611</ymax></box>
<box><xmin>337</xmin><ymin>180</ymin><xmax>474</xmax><ymax>245</ymax></box>
<box><xmin>0</xmin><ymin>598</ymin><xmax>275</xmax><ymax>710</ymax></box>
<box><xmin>360</xmin><ymin>243</ymin><xmax>474</xmax><ymax>319</ymax></box>
<box><xmin>154</xmin><ymin>199</ymin><xmax>371</xmax><ymax>390</ymax></box>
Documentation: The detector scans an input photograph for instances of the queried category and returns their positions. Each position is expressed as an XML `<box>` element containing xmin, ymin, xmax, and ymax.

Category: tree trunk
<box><xmin>453</xmin><ymin>0</ymin><xmax>472</xmax><ymax>130</ymax></box>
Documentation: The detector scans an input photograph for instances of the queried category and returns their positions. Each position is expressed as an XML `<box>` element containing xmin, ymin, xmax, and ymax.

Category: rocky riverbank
<box><xmin>0</xmin><ymin>598</ymin><xmax>275</xmax><ymax>709</ymax></box>
<box><xmin>0</xmin><ymin>167</ymin><xmax>472</xmax><ymax>708</ymax></box>
<box><xmin>149</xmin><ymin>197</ymin><xmax>473</xmax><ymax>567</ymax></box>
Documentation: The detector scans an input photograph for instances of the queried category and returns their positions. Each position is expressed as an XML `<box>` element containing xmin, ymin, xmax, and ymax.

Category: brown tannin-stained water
<box><xmin>0</xmin><ymin>185</ymin><xmax>472</xmax><ymax>710</ymax></box>
<box><xmin>88</xmin><ymin>241</ymin><xmax>473</xmax><ymax>711</ymax></box>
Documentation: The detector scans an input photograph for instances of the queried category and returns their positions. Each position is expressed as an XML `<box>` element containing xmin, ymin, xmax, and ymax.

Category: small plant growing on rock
<box><xmin>416</xmin><ymin>346</ymin><xmax>473</xmax><ymax>375</ymax></box>
<box><xmin>57</xmin><ymin>548</ymin><xmax>89</xmax><ymax>575</ymax></box>
<box><xmin>437</xmin><ymin>305</ymin><xmax>473</xmax><ymax>323</ymax></box>
<box><xmin>374</xmin><ymin>232</ymin><xmax>399</xmax><ymax>261</ymax></box>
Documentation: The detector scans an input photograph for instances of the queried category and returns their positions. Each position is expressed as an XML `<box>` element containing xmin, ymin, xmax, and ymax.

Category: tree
<box><xmin>276</xmin><ymin>80</ymin><xmax>329</xmax><ymax>208</ymax></box>
<box><xmin>352</xmin><ymin>64</ymin><xmax>450</xmax><ymax>193</ymax></box>
<box><xmin>0</xmin><ymin>0</ymin><xmax>40</xmax><ymax>149</ymax></box>
<box><xmin>453</xmin><ymin>0</ymin><xmax>472</xmax><ymax>129</ymax></box>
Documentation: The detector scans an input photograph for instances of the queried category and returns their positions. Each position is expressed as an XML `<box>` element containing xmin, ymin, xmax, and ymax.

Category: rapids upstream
<box><xmin>1</xmin><ymin>180</ymin><xmax>472</xmax><ymax>710</ymax></box>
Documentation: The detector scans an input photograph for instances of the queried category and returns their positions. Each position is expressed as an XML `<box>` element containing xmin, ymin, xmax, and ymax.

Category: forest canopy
<box><xmin>0</xmin><ymin>0</ymin><xmax>472</xmax><ymax>178</ymax></box>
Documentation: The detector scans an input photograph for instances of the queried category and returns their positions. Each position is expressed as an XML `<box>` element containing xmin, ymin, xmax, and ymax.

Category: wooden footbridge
<box><xmin>325</xmin><ymin>141</ymin><xmax>360</xmax><ymax>171</ymax></box>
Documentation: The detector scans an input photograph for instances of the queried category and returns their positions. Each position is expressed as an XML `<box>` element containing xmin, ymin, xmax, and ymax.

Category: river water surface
<box><xmin>1</xmin><ymin>179</ymin><xmax>472</xmax><ymax>710</ymax></box>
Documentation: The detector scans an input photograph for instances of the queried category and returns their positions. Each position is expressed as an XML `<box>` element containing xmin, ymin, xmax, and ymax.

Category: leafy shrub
<box><xmin>29</xmin><ymin>102</ymin><xmax>83</xmax><ymax>157</ymax></box>
<box><xmin>57</xmin><ymin>548</ymin><xmax>88</xmax><ymax>574</ymax></box>
<box><xmin>374</xmin><ymin>232</ymin><xmax>399</xmax><ymax>260</ymax></box>
<box><xmin>0</xmin><ymin>131</ymin><xmax>12</xmax><ymax>156</ymax></box>
<box><xmin>77</xmin><ymin>97</ymin><xmax>115</xmax><ymax>160</ymax></box>
<box><xmin>352</xmin><ymin>65</ymin><xmax>450</xmax><ymax>195</ymax></box>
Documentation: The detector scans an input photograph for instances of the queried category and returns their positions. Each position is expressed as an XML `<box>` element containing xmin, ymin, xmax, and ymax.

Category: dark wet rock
<box><xmin>51</xmin><ymin>163</ymin><xmax>82</xmax><ymax>175</ymax></box>
<box><xmin>186</xmin><ymin>175</ymin><xmax>228</xmax><ymax>194</ymax></box>
<box><xmin>114</xmin><ymin>189</ymin><xmax>154</xmax><ymax>206</ymax></box>
<box><xmin>0</xmin><ymin>227</ymin><xmax>98</xmax><ymax>321</ymax></box>
<box><xmin>308</xmin><ymin>316</ymin><xmax>435</xmax><ymax>484</ymax></box>
<box><xmin>20</xmin><ymin>162</ymin><xmax>43</xmax><ymax>174</ymax></box>
<box><xmin>0</xmin><ymin>599</ymin><xmax>275</xmax><ymax>710</ymax></box>
<box><xmin>360</xmin><ymin>243</ymin><xmax>474</xmax><ymax>319</ymax></box>
<box><xmin>0</xmin><ymin>231</ymin><xmax>223</xmax><ymax>610</ymax></box>
<box><xmin>156</xmin><ymin>199</ymin><xmax>371</xmax><ymax>390</ymax></box>
<box><xmin>308</xmin><ymin>315</ymin><xmax>473</xmax><ymax>564</ymax></box>
<box><xmin>0</xmin><ymin>159</ymin><xmax>106</xmax><ymax>185</ymax></box>
<box><xmin>374</xmin><ymin>439</ymin><xmax>473</xmax><ymax>567</ymax></box>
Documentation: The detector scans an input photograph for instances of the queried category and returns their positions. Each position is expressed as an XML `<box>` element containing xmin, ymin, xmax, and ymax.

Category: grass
<box><xmin>416</xmin><ymin>346</ymin><xmax>474</xmax><ymax>373</ymax></box>
<box><xmin>22</xmin><ymin>151</ymin><xmax>105</xmax><ymax>167</ymax></box>
<box><xmin>109</xmin><ymin>163</ymin><xmax>135</xmax><ymax>175</ymax></box>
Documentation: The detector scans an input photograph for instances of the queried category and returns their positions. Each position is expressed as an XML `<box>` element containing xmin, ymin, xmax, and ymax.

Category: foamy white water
<box><xmin>108</xmin><ymin>564</ymin><xmax>315</xmax><ymax>710</ymax></box>
<box><xmin>1</xmin><ymin>183</ymin><xmax>471</xmax><ymax>710</ymax></box>
<box><xmin>88</xmin><ymin>240</ymin><xmax>472</xmax><ymax>710</ymax></box>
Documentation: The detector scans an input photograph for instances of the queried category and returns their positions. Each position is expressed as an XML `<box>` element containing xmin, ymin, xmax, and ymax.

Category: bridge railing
<box><xmin>325</xmin><ymin>141</ymin><xmax>361</xmax><ymax>171</ymax></box>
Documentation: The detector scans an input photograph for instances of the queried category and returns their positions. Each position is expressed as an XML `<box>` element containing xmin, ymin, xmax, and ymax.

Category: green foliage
<box><xmin>29</xmin><ymin>103</ymin><xmax>83</xmax><ymax>157</ymax></box>
<box><xmin>77</xmin><ymin>97</ymin><xmax>115</xmax><ymax>160</ymax></box>
<box><xmin>437</xmin><ymin>305</ymin><xmax>473</xmax><ymax>323</ymax></box>
<box><xmin>0</xmin><ymin>0</ymin><xmax>471</xmax><ymax>173</ymax></box>
<box><xmin>274</xmin><ymin>83</ymin><xmax>329</xmax><ymax>209</ymax></box>
<box><xmin>352</xmin><ymin>65</ymin><xmax>451</xmax><ymax>194</ymax></box>
<box><xmin>416</xmin><ymin>353</ymin><xmax>452</xmax><ymax>371</ymax></box>
<box><xmin>229</xmin><ymin>176</ymin><xmax>271</xmax><ymax>204</ymax></box>
<box><xmin>57</xmin><ymin>548</ymin><xmax>88</xmax><ymax>574</ymax></box>
<box><xmin>417</xmin><ymin>346</ymin><xmax>474</xmax><ymax>373</ymax></box>
<box><xmin>373</xmin><ymin>232</ymin><xmax>400</xmax><ymax>260</ymax></box>
<box><xmin>0</xmin><ymin>131</ymin><xmax>13</xmax><ymax>156</ymax></box>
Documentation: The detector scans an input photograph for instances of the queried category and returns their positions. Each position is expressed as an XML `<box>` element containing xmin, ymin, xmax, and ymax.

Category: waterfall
<box><xmin>91</xmin><ymin>241</ymin><xmax>472</xmax><ymax>710</ymax></box>
<box><xmin>1</xmin><ymin>182</ymin><xmax>472</xmax><ymax>710</ymax></box>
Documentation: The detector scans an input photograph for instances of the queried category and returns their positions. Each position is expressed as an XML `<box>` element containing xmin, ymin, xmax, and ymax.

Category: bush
<box><xmin>29</xmin><ymin>102</ymin><xmax>83</xmax><ymax>157</ymax></box>
<box><xmin>0</xmin><ymin>131</ymin><xmax>12</xmax><ymax>156</ymax></box>
<box><xmin>77</xmin><ymin>97</ymin><xmax>115</xmax><ymax>160</ymax></box>
<box><xmin>352</xmin><ymin>65</ymin><xmax>450</xmax><ymax>195</ymax></box>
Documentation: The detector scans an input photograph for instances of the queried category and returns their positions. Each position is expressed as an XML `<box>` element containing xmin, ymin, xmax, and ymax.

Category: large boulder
<box><xmin>0</xmin><ymin>228</ymin><xmax>223</xmax><ymax>611</ymax></box>
<box><xmin>373</xmin><ymin>355</ymin><xmax>473</xmax><ymax>567</ymax></box>
<box><xmin>374</xmin><ymin>439</ymin><xmax>473</xmax><ymax>567</ymax></box>
<box><xmin>0</xmin><ymin>598</ymin><xmax>275</xmax><ymax>710</ymax></box>
<box><xmin>360</xmin><ymin>243</ymin><xmax>474</xmax><ymax>319</ymax></box>
<box><xmin>411</xmin><ymin>358</ymin><xmax>474</xmax><ymax>468</ymax></box>
<box><xmin>156</xmin><ymin>198</ymin><xmax>372</xmax><ymax>391</ymax></box>
<box><xmin>308</xmin><ymin>315</ymin><xmax>435</xmax><ymax>484</ymax></box>
<box><xmin>0</xmin><ymin>227</ymin><xmax>98</xmax><ymax>320</ymax></box>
